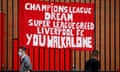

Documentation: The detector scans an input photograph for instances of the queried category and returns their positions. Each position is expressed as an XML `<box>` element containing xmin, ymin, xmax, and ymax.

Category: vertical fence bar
<box><xmin>109</xmin><ymin>0</ymin><xmax>111</xmax><ymax>70</ymax></box>
<box><xmin>75</xmin><ymin>0</ymin><xmax>77</xmax><ymax>70</ymax></box>
<box><xmin>0</xmin><ymin>5</ymin><xmax>2</xmax><ymax>70</ymax></box>
<box><xmin>59</xmin><ymin>48</ymin><xmax>60</xmax><ymax>71</ymax></box>
<box><xmin>64</xmin><ymin>0</ymin><xmax>66</xmax><ymax>71</ymax></box>
<box><xmin>54</xmin><ymin>0</ymin><xmax>56</xmax><ymax>70</ymax></box>
<box><xmin>17</xmin><ymin>0</ymin><xmax>19</xmax><ymax>70</ymax></box>
<box><xmin>79</xmin><ymin>51</ymin><xmax>81</xmax><ymax>71</ymax></box>
<box><xmin>33</xmin><ymin>47</ymin><xmax>35</xmax><ymax>69</ymax></box>
<box><xmin>44</xmin><ymin>0</ymin><xmax>46</xmax><ymax>71</ymax></box>
<box><xmin>0</xmin><ymin>3</ymin><xmax>1</xmax><ymax>70</ymax></box>
<box><xmin>38</xmin><ymin>48</ymin><xmax>40</xmax><ymax>71</ymax></box>
<box><xmin>44</xmin><ymin>1</ymin><xmax>46</xmax><ymax>71</ymax></box>
<box><xmin>6</xmin><ymin>0</ymin><xmax>8</xmax><ymax>70</ymax></box>
<box><xmin>105</xmin><ymin>0</ymin><xmax>110</xmax><ymax>70</ymax></box>
<box><xmin>84</xmin><ymin>0</ymin><xmax>86</xmax><ymax>70</ymax></box>
<box><xmin>10</xmin><ymin>0</ymin><xmax>13</xmax><ymax>70</ymax></box>
<box><xmin>64</xmin><ymin>48</ymin><xmax>66</xmax><ymax>71</ymax></box>
<box><xmin>114</xmin><ymin>0</ymin><xmax>116</xmax><ymax>70</ymax></box>
<box><xmin>99</xmin><ymin>0</ymin><xmax>101</xmax><ymax>70</ymax></box>
<box><xmin>79</xmin><ymin>0</ymin><xmax>81</xmax><ymax>70</ymax></box>
<box><xmin>0</xmin><ymin>0</ymin><xmax>3</xmax><ymax>70</ymax></box>
<box><xmin>104</xmin><ymin>0</ymin><xmax>106</xmax><ymax>71</ymax></box>
<box><xmin>54</xmin><ymin>1</ymin><xmax>56</xmax><ymax>71</ymax></box>
<box><xmin>44</xmin><ymin>47</ymin><xmax>45</xmax><ymax>71</ymax></box>
<box><xmin>109</xmin><ymin>0</ymin><xmax>111</xmax><ymax>71</ymax></box>
<box><xmin>119</xmin><ymin>0</ymin><xmax>120</xmax><ymax>69</ymax></box>
<box><xmin>48</xmin><ymin>0</ymin><xmax>50</xmax><ymax>70</ymax></box>
<box><xmin>104</xmin><ymin>0</ymin><xmax>106</xmax><ymax>70</ymax></box>
<box><xmin>59</xmin><ymin>49</ymin><xmax>60</xmax><ymax>71</ymax></box>
<box><xmin>1</xmin><ymin>12</ymin><xmax>5</xmax><ymax>70</ymax></box>
<box><xmin>63</xmin><ymin>0</ymin><xmax>67</xmax><ymax>70</ymax></box>
<box><xmin>13</xmin><ymin>39</ymin><xmax>18</xmax><ymax>70</ymax></box>
<box><xmin>59</xmin><ymin>0</ymin><xmax>60</xmax><ymax>71</ymax></box>
<box><xmin>79</xmin><ymin>0</ymin><xmax>81</xmax><ymax>65</ymax></box>
<box><xmin>94</xmin><ymin>0</ymin><xmax>96</xmax><ymax>50</ymax></box>
<box><xmin>111</xmin><ymin>0</ymin><xmax>115</xmax><ymax>70</ymax></box>
<box><xmin>48</xmin><ymin>46</ymin><xmax>50</xmax><ymax>71</ymax></box>
<box><xmin>54</xmin><ymin>45</ymin><xmax>55</xmax><ymax>70</ymax></box>
<box><xmin>89</xmin><ymin>0</ymin><xmax>91</xmax><ymax>60</ymax></box>
<box><xmin>48</xmin><ymin>0</ymin><xmax>50</xmax><ymax>71</ymax></box>
<box><xmin>73</xmin><ymin>0</ymin><xmax>76</xmax><ymax>71</ymax></box>
<box><xmin>0</xmin><ymin>0</ymin><xmax>1</xmax><ymax>69</ymax></box>
<box><xmin>49</xmin><ymin>1</ymin><xmax>54</xmax><ymax>71</ymax></box>
<box><xmin>34</xmin><ymin>44</ymin><xmax>39</xmax><ymax>69</ymax></box>
<box><xmin>115</xmin><ymin>0</ymin><xmax>119</xmax><ymax>70</ymax></box>
<box><xmin>80</xmin><ymin>0</ymin><xmax>85</xmax><ymax>71</ymax></box>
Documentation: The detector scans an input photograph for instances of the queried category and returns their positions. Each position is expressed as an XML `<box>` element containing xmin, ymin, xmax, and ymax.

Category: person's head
<box><xmin>91</xmin><ymin>50</ymin><xmax>99</xmax><ymax>59</ymax></box>
<box><xmin>18</xmin><ymin>47</ymin><xmax>26</xmax><ymax>57</ymax></box>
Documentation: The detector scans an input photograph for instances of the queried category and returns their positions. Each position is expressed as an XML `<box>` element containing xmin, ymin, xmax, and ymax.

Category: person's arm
<box><xmin>24</xmin><ymin>56</ymin><xmax>32</xmax><ymax>71</ymax></box>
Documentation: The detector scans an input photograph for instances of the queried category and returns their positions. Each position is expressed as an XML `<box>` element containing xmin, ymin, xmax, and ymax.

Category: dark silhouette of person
<box><xmin>85</xmin><ymin>50</ymin><xmax>100</xmax><ymax>72</ymax></box>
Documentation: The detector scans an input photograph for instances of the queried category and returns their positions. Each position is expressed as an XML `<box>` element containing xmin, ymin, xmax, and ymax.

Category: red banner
<box><xmin>19</xmin><ymin>1</ymin><xmax>94</xmax><ymax>50</ymax></box>
<box><xmin>18</xmin><ymin>0</ymin><xmax>95</xmax><ymax>71</ymax></box>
